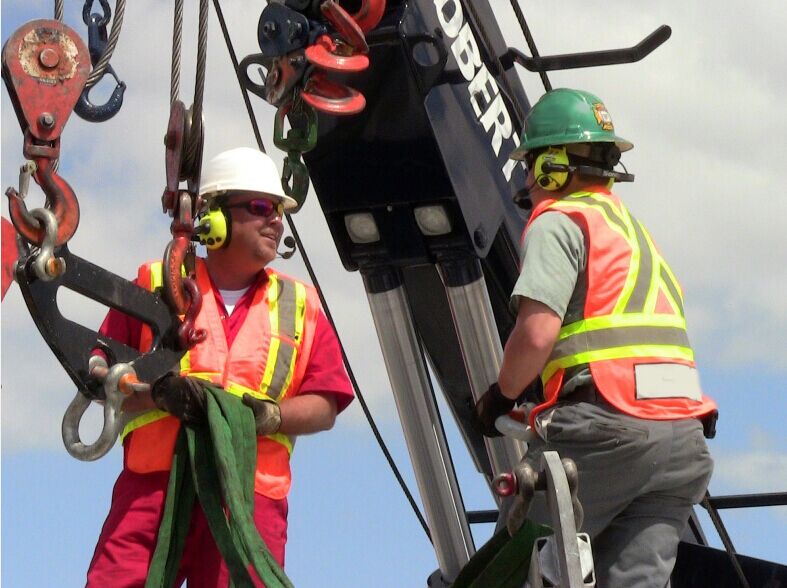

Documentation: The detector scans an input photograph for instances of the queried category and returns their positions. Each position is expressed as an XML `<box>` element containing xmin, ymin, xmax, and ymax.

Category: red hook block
<box><xmin>305</xmin><ymin>35</ymin><xmax>369</xmax><ymax>72</ymax></box>
<box><xmin>321</xmin><ymin>0</ymin><xmax>368</xmax><ymax>54</ymax></box>
<box><xmin>2</xmin><ymin>20</ymin><xmax>90</xmax><ymax>143</ymax></box>
<box><xmin>301</xmin><ymin>72</ymin><xmax>366</xmax><ymax>116</ymax></box>
<box><xmin>346</xmin><ymin>0</ymin><xmax>386</xmax><ymax>34</ymax></box>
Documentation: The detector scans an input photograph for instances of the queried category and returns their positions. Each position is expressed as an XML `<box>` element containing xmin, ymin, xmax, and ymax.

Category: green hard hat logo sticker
<box><xmin>593</xmin><ymin>103</ymin><xmax>614</xmax><ymax>131</ymax></box>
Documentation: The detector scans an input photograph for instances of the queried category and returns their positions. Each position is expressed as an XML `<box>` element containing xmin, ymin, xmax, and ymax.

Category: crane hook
<box><xmin>74</xmin><ymin>5</ymin><xmax>126</xmax><ymax>122</ymax></box>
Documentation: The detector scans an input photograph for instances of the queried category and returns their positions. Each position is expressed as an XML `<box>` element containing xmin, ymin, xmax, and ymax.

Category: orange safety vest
<box><xmin>525</xmin><ymin>189</ymin><xmax>717</xmax><ymax>426</ymax></box>
<box><xmin>122</xmin><ymin>258</ymin><xmax>321</xmax><ymax>499</ymax></box>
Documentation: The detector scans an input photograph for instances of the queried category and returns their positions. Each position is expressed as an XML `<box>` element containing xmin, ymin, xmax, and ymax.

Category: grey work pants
<box><xmin>525</xmin><ymin>401</ymin><xmax>714</xmax><ymax>588</ymax></box>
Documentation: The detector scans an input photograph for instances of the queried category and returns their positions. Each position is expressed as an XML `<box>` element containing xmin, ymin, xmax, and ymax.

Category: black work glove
<box><xmin>242</xmin><ymin>394</ymin><xmax>282</xmax><ymax>436</ymax></box>
<box><xmin>473</xmin><ymin>382</ymin><xmax>515</xmax><ymax>437</ymax></box>
<box><xmin>151</xmin><ymin>373</ymin><xmax>208</xmax><ymax>424</ymax></box>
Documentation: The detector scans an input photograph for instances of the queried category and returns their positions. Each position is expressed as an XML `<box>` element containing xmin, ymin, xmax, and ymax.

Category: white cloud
<box><xmin>712</xmin><ymin>429</ymin><xmax>787</xmax><ymax>522</ymax></box>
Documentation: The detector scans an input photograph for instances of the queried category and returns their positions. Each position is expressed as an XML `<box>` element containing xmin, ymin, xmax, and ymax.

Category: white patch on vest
<box><xmin>634</xmin><ymin>364</ymin><xmax>702</xmax><ymax>401</ymax></box>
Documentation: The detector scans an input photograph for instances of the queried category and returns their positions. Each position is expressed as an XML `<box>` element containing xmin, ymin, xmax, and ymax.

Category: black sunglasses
<box><xmin>225</xmin><ymin>198</ymin><xmax>284</xmax><ymax>219</ymax></box>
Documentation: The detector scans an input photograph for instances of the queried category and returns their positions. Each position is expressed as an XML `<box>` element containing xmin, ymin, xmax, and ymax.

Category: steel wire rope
<box><xmin>169</xmin><ymin>0</ymin><xmax>208</xmax><ymax>176</ymax></box>
<box><xmin>84</xmin><ymin>0</ymin><xmax>126</xmax><ymax>90</ymax></box>
<box><xmin>509</xmin><ymin>0</ymin><xmax>551</xmax><ymax>92</ymax></box>
<box><xmin>184</xmin><ymin>0</ymin><xmax>209</xmax><ymax>166</ymax></box>
<box><xmin>462</xmin><ymin>0</ymin><xmax>526</xmax><ymax>131</ymax></box>
<box><xmin>212</xmin><ymin>0</ymin><xmax>432</xmax><ymax>543</ymax></box>
<box><xmin>170</xmin><ymin>0</ymin><xmax>183</xmax><ymax>103</ymax></box>
<box><xmin>54</xmin><ymin>0</ymin><xmax>64</xmax><ymax>21</ymax></box>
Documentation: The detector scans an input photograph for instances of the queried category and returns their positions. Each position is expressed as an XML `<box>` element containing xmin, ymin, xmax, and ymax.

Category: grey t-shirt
<box><xmin>511</xmin><ymin>211</ymin><xmax>592</xmax><ymax>394</ymax></box>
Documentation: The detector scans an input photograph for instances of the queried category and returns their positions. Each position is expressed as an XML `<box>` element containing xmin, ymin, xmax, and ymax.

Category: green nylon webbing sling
<box><xmin>146</xmin><ymin>384</ymin><xmax>294</xmax><ymax>588</ymax></box>
<box><xmin>451</xmin><ymin>520</ymin><xmax>552</xmax><ymax>588</ymax></box>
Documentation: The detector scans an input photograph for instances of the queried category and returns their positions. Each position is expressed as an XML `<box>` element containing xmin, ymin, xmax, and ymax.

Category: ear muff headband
<box><xmin>535</xmin><ymin>146</ymin><xmax>570</xmax><ymax>191</ymax></box>
<box><xmin>197</xmin><ymin>204</ymin><xmax>232</xmax><ymax>250</ymax></box>
<box><xmin>537</xmin><ymin>145</ymin><xmax>635</xmax><ymax>188</ymax></box>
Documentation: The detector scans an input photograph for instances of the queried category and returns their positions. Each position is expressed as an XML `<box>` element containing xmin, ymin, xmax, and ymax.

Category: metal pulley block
<box><xmin>3</xmin><ymin>20</ymin><xmax>90</xmax><ymax>248</ymax></box>
<box><xmin>2</xmin><ymin>19</ymin><xmax>90</xmax><ymax>143</ymax></box>
<box><xmin>257</xmin><ymin>2</ymin><xmax>316</xmax><ymax>57</ymax></box>
<box><xmin>162</xmin><ymin>100</ymin><xmax>204</xmax><ymax>214</ymax></box>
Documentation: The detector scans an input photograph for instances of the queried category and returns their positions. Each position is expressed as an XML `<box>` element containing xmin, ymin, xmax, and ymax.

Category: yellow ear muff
<box><xmin>534</xmin><ymin>146</ymin><xmax>570</xmax><ymax>191</ymax></box>
<box><xmin>197</xmin><ymin>205</ymin><xmax>231</xmax><ymax>250</ymax></box>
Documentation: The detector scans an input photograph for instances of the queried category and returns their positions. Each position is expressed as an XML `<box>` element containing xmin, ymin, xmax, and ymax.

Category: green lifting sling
<box><xmin>145</xmin><ymin>383</ymin><xmax>294</xmax><ymax>588</ymax></box>
<box><xmin>451</xmin><ymin>521</ymin><xmax>552</xmax><ymax>588</ymax></box>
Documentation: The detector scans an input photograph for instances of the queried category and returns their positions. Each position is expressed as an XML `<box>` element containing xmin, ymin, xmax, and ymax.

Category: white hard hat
<box><xmin>199</xmin><ymin>147</ymin><xmax>297</xmax><ymax>210</ymax></box>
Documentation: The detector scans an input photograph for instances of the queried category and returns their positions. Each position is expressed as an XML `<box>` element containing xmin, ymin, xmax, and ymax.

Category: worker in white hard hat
<box><xmin>86</xmin><ymin>148</ymin><xmax>354</xmax><ymax>586</ymax></box>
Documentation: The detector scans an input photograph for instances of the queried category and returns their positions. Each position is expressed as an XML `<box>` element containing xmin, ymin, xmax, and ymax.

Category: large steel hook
<box><xmin>74</xmin><ymin>8</ymin><xmax>126</xmax><ymax>123</ymax></box>
<box><xmin>162</xmin><ymin>193</ymin><xmax>207</xmax><ymax>349</ymax></box>
<box><xmin>301</xmin><ymin>70</ymin><xmax>366</xmax><ymax>115</ymax></box>
<box><xmin>5</xmin><ymin>151</ymin><xmax>80</xmax><ymax>247</ymax></box>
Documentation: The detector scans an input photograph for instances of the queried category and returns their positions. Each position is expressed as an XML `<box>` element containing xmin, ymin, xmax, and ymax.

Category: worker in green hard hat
<box><xmin>474</xmin><ymin>88</ymin><xmax>717</xmax><ymax>587</ymax></box>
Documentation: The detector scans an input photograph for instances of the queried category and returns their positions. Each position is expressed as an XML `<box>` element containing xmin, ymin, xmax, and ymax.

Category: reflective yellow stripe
<box><xmin>543</xmin><ymin>344</ymin><xmax>695</xmax><ymax>383</ymax></box>
<box><xmin>269</xmin><ymin>432</ymin><xmax>294</xmax><ymax>454</ymax></box>
<box><xmin>613</xmin><ymin>204</ymin><xmax>642</xmax><ymax>313</ymax></box>
<box><xmin>294</xmin><ymin>281</ymin><xmax>307</xmax><ymax>344</ymax></box>
<box><xmin>150</xmin><ymin>262</ymin><xmax>163</xmax><ymax>290</ymax></box>
<box><xmin>226</xmin><ymin>380</ymin><xmax>271</xmax><ymax>401</ymax></box>
<box><xmin>260</xmin><ymin>275</ymin><xmax>280</xmax><ymax>394</ymax></box>
<box><xmin>558</xmin><ymin>313</ymin><xmax>687</xmax><ymax>339</ymax></box>
<box><xmin>121</xmin><ymin>409</ymin><xmax>169</xmax><ymax>441</ymax></box>
<box><xmin>549</xmin><ymin>195</ymin><xmax>641</xmax><ymax>314</ymax></box>
<box><xmin>659</xmin><ymin>264</ymin><xmax>684</xmax><ymax>316</ymax></box>
<box><xmin>277</xmin><ymin>281</ymin><xmax>307</xmax><ymax>399</ymax></box>
<box><xmin>660</xmin><ymin>257</ymin><xmax>684</xmax><ymax>312</ymax></box>
<box><xmin>640</xmin><ymin>223</ymin><xmax>662</xmax><ymax>313</ymax></box>
<box><xmin>549</xmin><ymin>199</ymin><xmax>631</xmax><ymax>242</ymax></box>
<box><xmin>662</xmin><ymin>259</ymin><xmax>683</xmax><ymax>302</ymax></box>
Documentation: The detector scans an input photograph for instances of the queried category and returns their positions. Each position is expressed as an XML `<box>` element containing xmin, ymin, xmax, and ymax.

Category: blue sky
<box><xmin>2</xmin><ymin>1</ymin><xmax>786</xmax><ymax>586</ymax></box>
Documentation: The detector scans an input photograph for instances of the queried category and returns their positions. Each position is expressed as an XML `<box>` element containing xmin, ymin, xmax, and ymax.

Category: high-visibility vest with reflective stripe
<box><xmin>525</xmin><ymin>189</ymin><xmax>717</xmax><ymax>425</ymax></box>
<box><xmin>123</xmin><ymin>258</ymin><xmax>321</xmax><ymax>499</ymax></box>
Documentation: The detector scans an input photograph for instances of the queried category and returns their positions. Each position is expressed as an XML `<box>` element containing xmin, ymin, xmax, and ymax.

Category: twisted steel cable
<box><xmin>509</xmin><ymin>0</ymin><xmax>551</xmax><ymax>91</ymax></box>
<box><xmin>184</xmin><ymin>0</ymin><xmax>209</xmax><ymax>166</ymax></box>
<box><xmin>170</xmin><ymin>0</ymin><xmax>184</xmax><ymax>104</ymax></box>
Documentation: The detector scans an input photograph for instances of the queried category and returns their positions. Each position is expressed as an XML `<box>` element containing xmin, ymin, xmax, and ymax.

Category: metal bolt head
<box><xmin>262</xmin><ymin>21</ymin><xmax>279</xmax><ymax>38</ymax></box>
<box><xmin>287</xmin><ymin>22</ymin><xmax>303</xmax><ymax>41</ymax></box>
<box><xmin>39</xmin><ymin>47</ymin><xmax>60</xmax><ymax>68</ymax></box>
<box><xmin>46</xmin><ymin>256</ymin><xmax>66</xmax><ymax>278</ymax></box>
<box><xmin>473</xmin><ymin>228</ymin><xmax>487</xmax><ymax>249</ymax></box>
<box><xmin>39</xmin><ymin>113</ymin><xmax>56</xmax><ymax>128</ymax></box>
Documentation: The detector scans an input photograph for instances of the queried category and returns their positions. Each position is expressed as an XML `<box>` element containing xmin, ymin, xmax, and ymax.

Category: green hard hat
<box><xmin>510</xmin><ymin>88</ymin><xmax>633</xmax><ymax>160</ymax></box>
